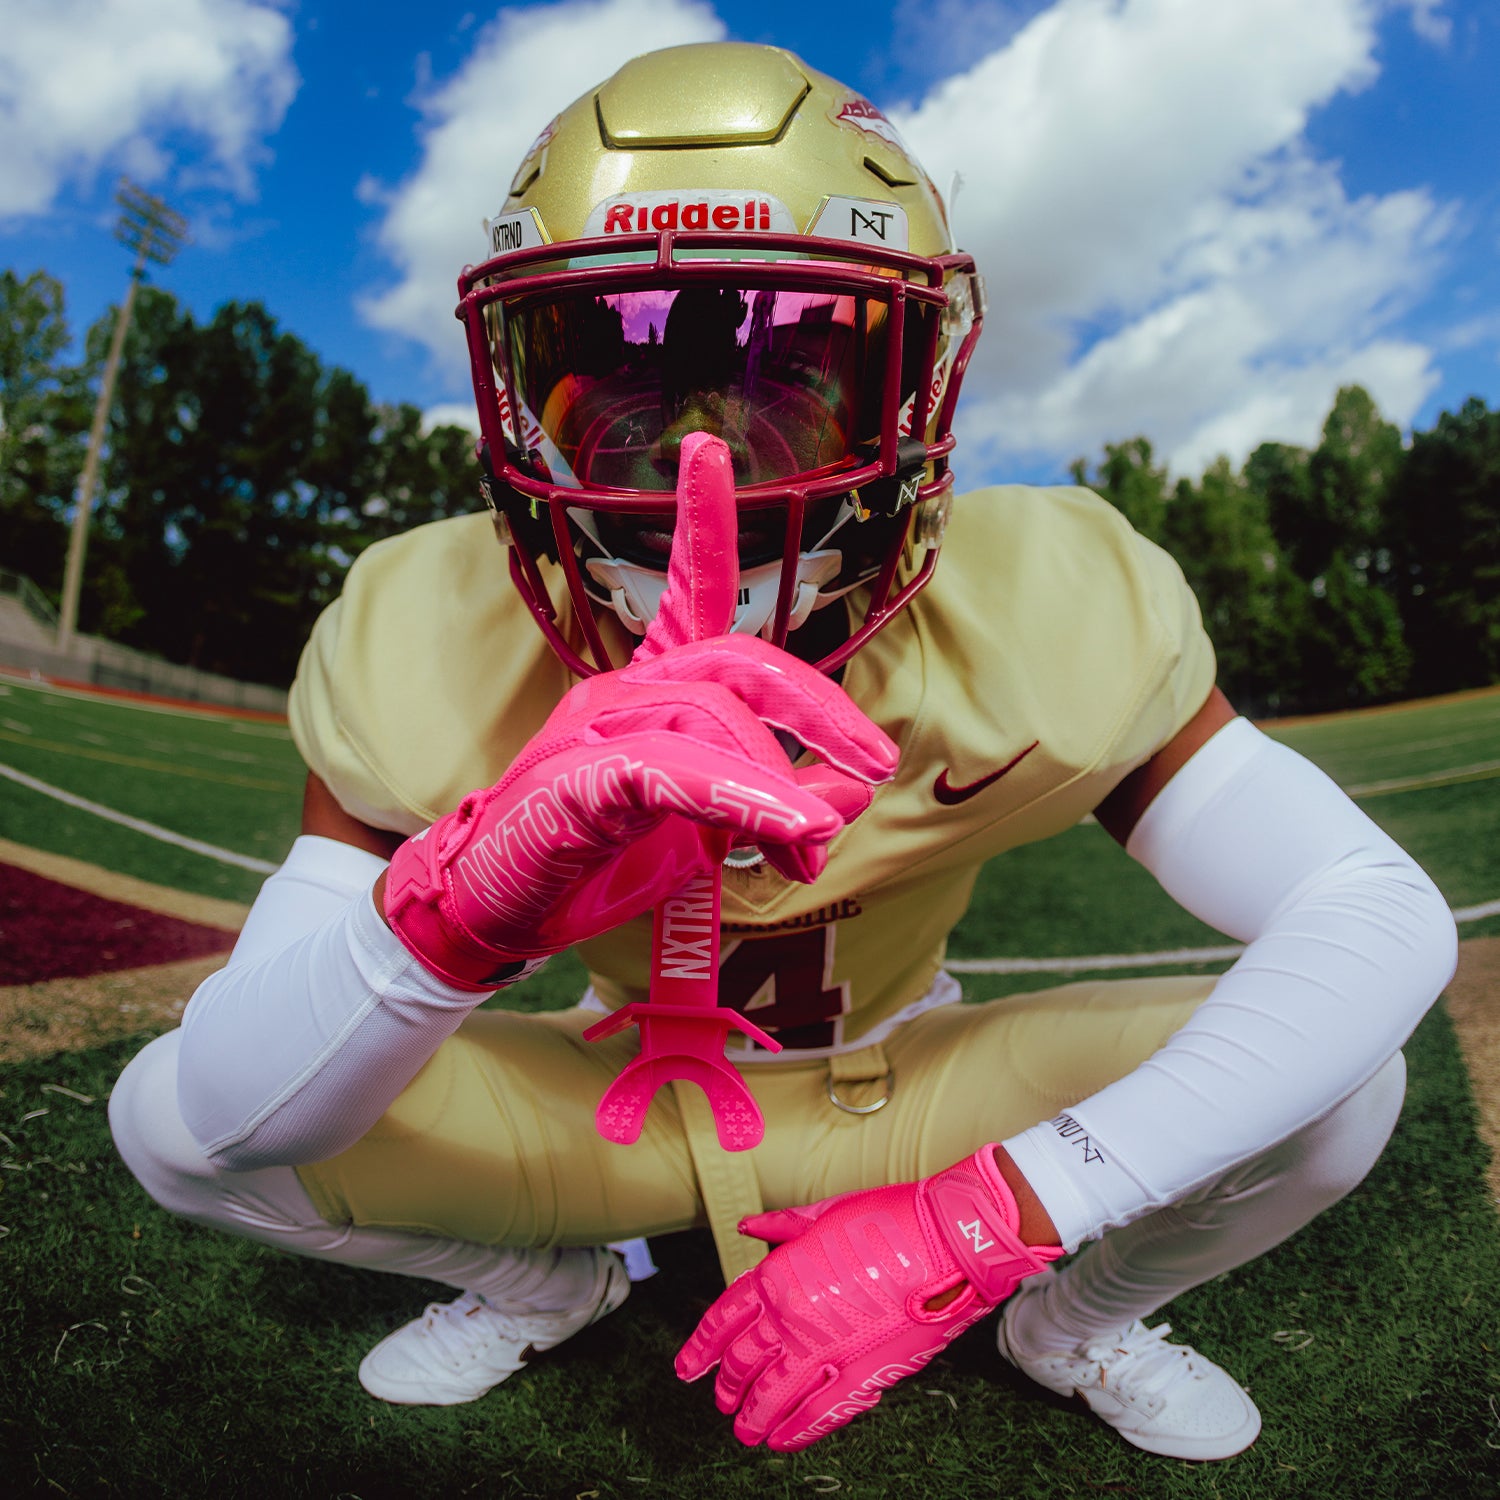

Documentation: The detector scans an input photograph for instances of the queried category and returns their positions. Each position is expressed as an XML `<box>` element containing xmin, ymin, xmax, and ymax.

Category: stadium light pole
<box><xmin>56</xmin><ymin>179</ymin><xmax>188</xmax><ymax>656</ymax></box>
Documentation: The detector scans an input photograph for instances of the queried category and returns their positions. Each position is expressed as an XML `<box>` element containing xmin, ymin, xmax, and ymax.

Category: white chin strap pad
<box><xmin>587</xmin><ymin>550</ymin><xmax>843</xmax><ymax>639</ymax></box>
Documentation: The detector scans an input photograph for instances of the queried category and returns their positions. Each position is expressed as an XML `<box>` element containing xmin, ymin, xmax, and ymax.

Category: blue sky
<box><xmin>3</xmin><ymin>0</ymin><xmax>1496</xmax><ymax>484</ymax></box>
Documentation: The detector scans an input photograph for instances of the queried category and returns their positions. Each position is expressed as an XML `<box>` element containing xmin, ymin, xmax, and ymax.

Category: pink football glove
<box><xmin>675</xmin><ymin>1145</ymin><xmax>1064</xmax><ymax>1451</ymax></box>
<box><xmin>383</xmin><ymin>432</ymin><xmax>898</xmax><ymax>990</ymax></box>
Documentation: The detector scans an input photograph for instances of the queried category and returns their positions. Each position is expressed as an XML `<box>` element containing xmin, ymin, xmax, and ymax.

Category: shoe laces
<box><xmin>417</xmin><ymin>1292</ymin><xmax>526</xmax><ymax>1366</ymax></box>
<box><xmin>1078</xmin><ymin>1322</ymin><xmax>1204</xmax><ymax>1417</ymax></box>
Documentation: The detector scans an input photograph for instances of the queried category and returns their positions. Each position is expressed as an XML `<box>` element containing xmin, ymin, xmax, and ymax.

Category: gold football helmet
<box><xmin>458</xmin><ymin>41</ymin><xmax>984</xmax><ymax>674</ymax></box>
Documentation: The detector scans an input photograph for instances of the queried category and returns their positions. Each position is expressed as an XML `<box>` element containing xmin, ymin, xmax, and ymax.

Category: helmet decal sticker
<box><xmin>583</xmin><ymin>191</ymin><xmax>798</xmax><ymax>237</ymax></box>
<box><xmin>898</xmin><ymin>363</ymin><xmax>954</xmax><ymax>439</ymax></box>
<box><xmin>805</xmin><ymin>196</ymin><xmax>909</xmax><ymax>250</ymax></box>
<box><xmin>507</xmin><ymin>116</ymin><xmax>559</xmax><ymax>196</ymax></box>
<box><xmin>520</xmin><ymin>115</ymin><xmax>558</xmax><ymax>163</ymax></box>
<box><xmin>833</xmin><ymin>97</ymin><xmax>913</xmax><ymax>157</ymax></box>
<box><xmin>494</xmin><ymin>384</ymin><xmax>545</xmax><ymax>454</ymax></box>
<box><xmin>483</xmin><ymin>207</ymin><xmax>550</xmax><ymax>256</ymax></box>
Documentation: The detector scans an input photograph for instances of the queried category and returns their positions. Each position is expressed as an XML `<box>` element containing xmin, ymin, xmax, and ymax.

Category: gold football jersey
<box><xmin>290</xmin><ymin>486</ymin><xmax>1215</xmax><ymax>1052</ymax></box>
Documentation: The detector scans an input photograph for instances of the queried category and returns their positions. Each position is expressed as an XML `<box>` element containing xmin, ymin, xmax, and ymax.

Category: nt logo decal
<box><xmin>1050</xmin><ymin>1113</ymin><xmax>1105</xmax><ymax>1166</ymax></box>
<box><xmin>957</xmin><ymin>1218</ymin><xmax>995</xmax><ymax>1254</ymax></box>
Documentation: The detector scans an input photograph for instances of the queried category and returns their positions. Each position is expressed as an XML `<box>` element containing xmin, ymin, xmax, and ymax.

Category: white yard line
<box><xmin>0</xmin><ymin>763</ymin><xmax>278</xmax><ymax>875</ymax></box>
<box><xmin>950</xmin><ymin>900</ymin><xmax>1500</xmax><ymax>976</ymax></box>
<box><xmin>1346</xmin><ymin>759</ymin><xmax>1500</xmax><ymax>797</ymax></box>
<box><xmin>1452</xmin><ymin>897</ymin><xmax>1500</xmax><ymax>924</ymax></box>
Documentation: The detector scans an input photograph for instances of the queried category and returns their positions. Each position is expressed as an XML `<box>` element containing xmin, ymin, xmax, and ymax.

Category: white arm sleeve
<box><xmin>1000</xmin><ymin>717</ymin><xmax>1457</xmax><ymax>1251</ymax></box>
<box><xmin>177</xmin><ymin>834</ymin><xmax>493</xmax><ymax>1171</ymax></box>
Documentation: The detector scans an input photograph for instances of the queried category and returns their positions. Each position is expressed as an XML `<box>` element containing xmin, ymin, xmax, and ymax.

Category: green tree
<box><xmin>1386</xmin><ymin>396</ymin><xmax>1500</xmax><ymax>692</ymax></box>
<box><xmin>1299</xmin><ymin>388</ymin><xmax>1409</xmax><ymax>703</ymax></box>
<box><xmin>1307</xmin><ymin>385</ymin><xmax>1404</xmax><ymax>584</ymax></box>
<box><xmin>1310</xmin><ymin>550</ymin><xmax>1411</xmax><ymax>703</ymax></box>
<box><xmin>74</xmin><ymin>288</ymin><xmax>482</xmax><ymax>685</ymax></box>
<box><xmin>1073</xmin><ymin>440</ymin><xmax>1308</xmax><ymax>713</ymax></box>
<box><xmin>1070</xmin><ymin>435</ymin><xmax>1170</xmax><ymax>545</ymax></box>
<box><xmin>1238</xmin><ymin>388</ymin><xmax>1412</xmax><ymax>707</ymax></box>
<box><xmin>355</xmin><ymin>403</ymin><xmax>478</xmax><ymax>545</ymax></box>
<box><xmin>0</xmin><ymin>269</ymin><xmax>89</xmax><ymax>594</ymax></box>
<box><xmin>86</xmin><ymin>292</ymin><xmax>358</xmax><ymax>681</ymax></box>
<box><xmin>1160</xmin><ymin>457</ymin><xmax>1309</xmax><ymax>713</ymax></box>
<box><xmin>1245</xmin><ymin>439</ymin><xmax>1312</xmax><ymax>573</ymax></box>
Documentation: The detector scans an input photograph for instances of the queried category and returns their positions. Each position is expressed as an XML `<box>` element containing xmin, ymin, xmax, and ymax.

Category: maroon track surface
<box><xmin>0</xmin><ymin>863</ymin><xmax>236</xmax><ymax>984</ymax></box>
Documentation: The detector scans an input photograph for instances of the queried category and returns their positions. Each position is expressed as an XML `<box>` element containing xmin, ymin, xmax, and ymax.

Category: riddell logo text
<box><xmin>603</xmin><ymin>199</ymin><xmax>774</xmax><ymax>233</ymax></box>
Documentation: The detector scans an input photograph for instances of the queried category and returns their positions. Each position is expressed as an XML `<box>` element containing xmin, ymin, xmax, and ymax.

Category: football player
<box><xmin>110</xmin><ymin>41</ymin><xmax>1456</xmax><ymax>1461</ymax></box>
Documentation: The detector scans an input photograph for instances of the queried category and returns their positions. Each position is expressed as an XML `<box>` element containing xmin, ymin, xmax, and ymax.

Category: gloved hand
<box><xmin>675</xmin><ymin>1145</ymin><xmax>1064</xmax><ymax>1451</ymax></box>
<box><xmin>382</xmin><ymin>432</ymin><xmax>898</xmax><ymax>990</ymax></box>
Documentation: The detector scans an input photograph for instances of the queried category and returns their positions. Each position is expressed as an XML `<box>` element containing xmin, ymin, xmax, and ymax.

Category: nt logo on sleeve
<box><xmin>1050</xmin><ymin>1113</ymin><xmax>1106</xmax><ymax>1166</ymax></box>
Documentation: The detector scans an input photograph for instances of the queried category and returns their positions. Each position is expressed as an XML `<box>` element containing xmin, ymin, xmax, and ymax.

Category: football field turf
<box><xmin>1</xmin><ymin>671</ymin><xmax>1498</xmax><ymax>1498</ymax></box>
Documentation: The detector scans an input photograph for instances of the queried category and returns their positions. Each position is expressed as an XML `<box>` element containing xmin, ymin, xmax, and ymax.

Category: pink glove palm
<box><xmin>383</xmin><ymin>432</ymin><xmax>898</xmax><ymax>990</ymax></box>
<box><xmin>676</xmin><ymin>1145</ymin><xmax>1063</xmax><ymax>1451</ymax></box>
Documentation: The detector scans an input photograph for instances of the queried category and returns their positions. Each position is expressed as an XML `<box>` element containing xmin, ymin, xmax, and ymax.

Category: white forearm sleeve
<box><xmin>177</xmin><ymin>835</ymin><xmax>490</xmax><ymax>1170</ymax></box>
<box><xmin>1001</xmin><ymin>717</ymin><xmax>1457</xmax><ymax>1250</ymax></box>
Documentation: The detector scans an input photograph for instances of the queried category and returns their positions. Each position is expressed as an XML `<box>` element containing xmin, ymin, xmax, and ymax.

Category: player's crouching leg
<box><xmin>108</xmin><ymin>1029</ymin><xmax>631</xmax><ymax>1405</ymax></box>
<box><xmin>110</xmin><ymin>1029</ymin><xmax>267</xmax><ymax>1228</ymax></box>
<box><xmin>998</xmin><ymin>1053</ymin><xmax>1407</xmax><ymax>1460</ymax></box>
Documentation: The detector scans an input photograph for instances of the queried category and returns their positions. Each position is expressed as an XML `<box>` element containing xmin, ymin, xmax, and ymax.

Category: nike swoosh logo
<box><xmin>933</xmin><ymin>741</ymin><xmax>1040</xmax><ymax>805</ymax></box>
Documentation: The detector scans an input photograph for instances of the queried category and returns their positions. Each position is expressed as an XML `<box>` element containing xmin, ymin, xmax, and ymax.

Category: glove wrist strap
<box><xmin>924</xmin><ymin>1147</ymin><xmax>1064</xmax><ymax>1303</ymax></box>
<box><xmin>384</xmin><ymin>830</ymin><xmax>534</xmax><ymax>992</ymax></box>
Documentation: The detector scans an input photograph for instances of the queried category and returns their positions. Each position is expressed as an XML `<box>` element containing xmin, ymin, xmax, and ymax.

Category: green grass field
<box><xmin>2</xmin><ymin>673</ymin><xmax>1499</xmax><ymax>1498</ymax></box>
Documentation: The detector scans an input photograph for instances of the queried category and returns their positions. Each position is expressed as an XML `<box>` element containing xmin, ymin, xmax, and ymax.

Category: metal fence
<box><xmin>0</xmin><ymin>567</ymin><xmax>60</xmax><ymax>629</ymax></box>
<box><xmin>0</xmin><ymin>569</ymin><xmax>287</xmax><ymax>715</ymax></box>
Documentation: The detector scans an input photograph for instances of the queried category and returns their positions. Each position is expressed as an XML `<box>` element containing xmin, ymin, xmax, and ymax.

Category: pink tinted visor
<box><xmin>497</xmin><ymin>285</ymin><xmax>928</xmax><ymax>492</ymax></box>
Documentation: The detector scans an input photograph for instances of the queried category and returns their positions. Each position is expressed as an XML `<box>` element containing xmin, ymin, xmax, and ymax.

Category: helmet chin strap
<box><xmin>587</xmin><ymin>549</ymin><xmax>844</xmax><ymax>639</ymax></box>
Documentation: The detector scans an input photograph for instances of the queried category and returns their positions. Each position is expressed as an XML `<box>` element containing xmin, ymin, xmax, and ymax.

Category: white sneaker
<box><xmin>997</xmin><ymin>1281</ymin><xmax>1261</xmax><ymax>1460</ymax></box>
<box><xmin>359</xmin><ymin>1249</ymin><xmax>630</xmax><ymax>1406</ymax></box>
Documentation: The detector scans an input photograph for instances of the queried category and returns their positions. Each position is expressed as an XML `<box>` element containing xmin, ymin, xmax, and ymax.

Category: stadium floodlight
<box><xmin>56</xmin><ymin>180</ymin><xmax>189</xmax><ymax>656</ymax></box>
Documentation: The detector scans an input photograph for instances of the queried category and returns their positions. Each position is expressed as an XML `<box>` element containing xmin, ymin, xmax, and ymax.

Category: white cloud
<box><xmin>889</xmin><ymin>0</ymin><xmax>1456</xmax><ymax>475</ymax></box>
<box><xmin>0</xmin><ymin>0</ymin><xmax>297</xmax><ymax>218</ymax></box>
<box><xmin>1396</xmin><ymin>0</ymin><xmax>1452</xmax><ymax>48</ymax></box>
<box><xmin>1166</xmin><ymin>342</ymin><xmax>1438</xmax><ymax>474</ymax></box>
<box><xmin>359</xmin><ymin>0</ymin><xmax>725</xmax><ymax>380</ymax></box>
<box><xmin>422</xmin><ymin>401</ymin><xmax>481</xmax><ymax>434</ymax></box>
<box><xmin>962</xmin><ymin>167</ymin><xmax>1451</xmax><ymax>473</ymax></box>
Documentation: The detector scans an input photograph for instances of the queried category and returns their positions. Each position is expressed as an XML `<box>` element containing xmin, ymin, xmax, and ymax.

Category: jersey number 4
<box><xmin>718</xmin><ymin>926</ymin><xmax>849</xmax><ymax>1050</ymax></box>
